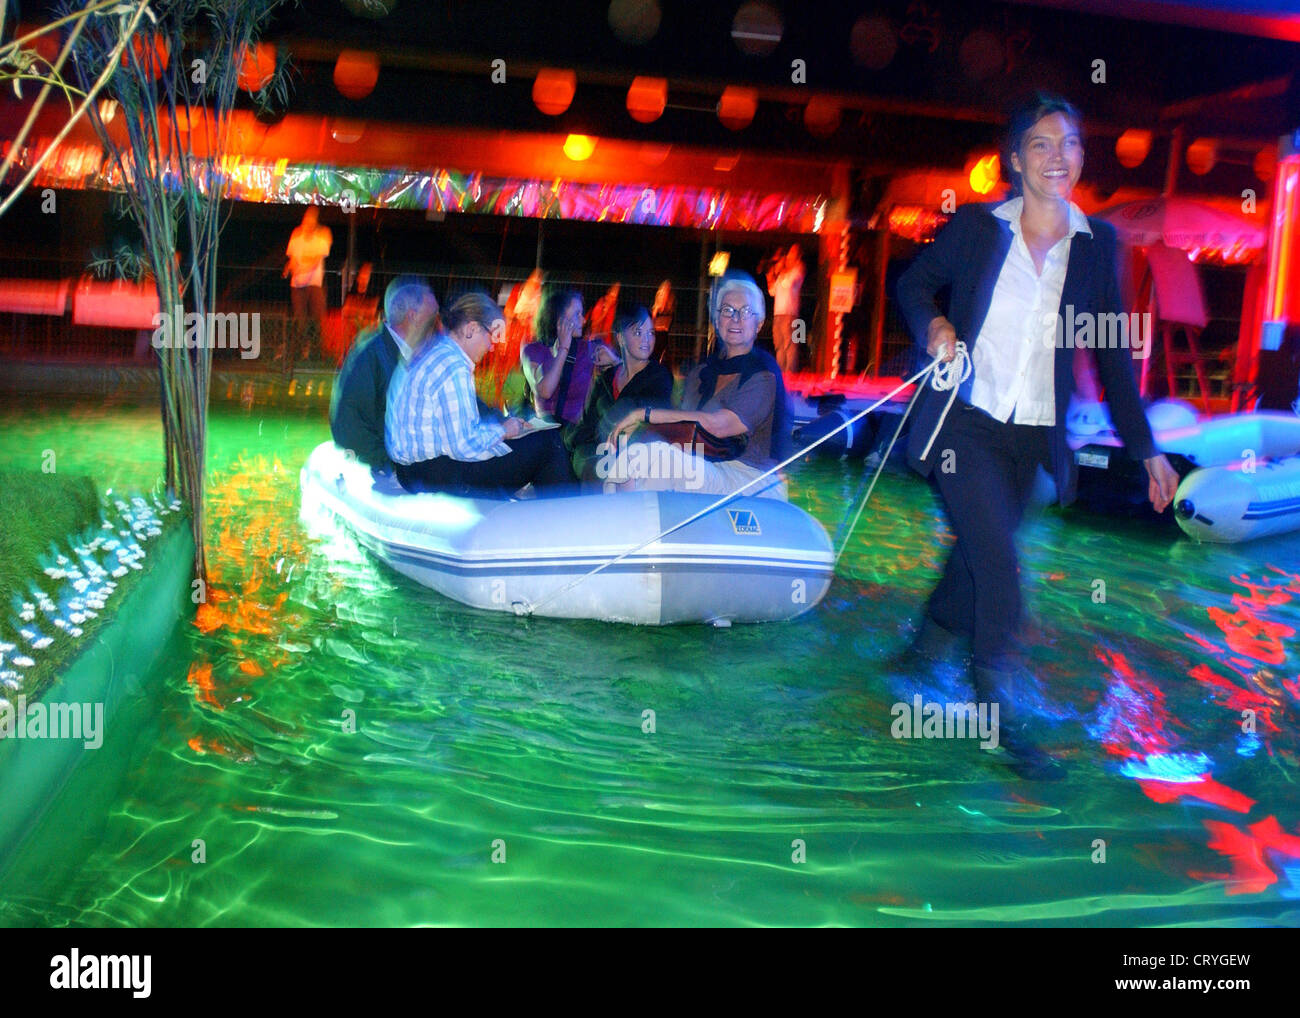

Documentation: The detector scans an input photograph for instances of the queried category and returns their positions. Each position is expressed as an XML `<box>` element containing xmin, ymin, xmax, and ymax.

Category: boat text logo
<box><xmin>727</xmin><ymin>509</ymin><xmax>761</xmax><ymax>535</ymax></box>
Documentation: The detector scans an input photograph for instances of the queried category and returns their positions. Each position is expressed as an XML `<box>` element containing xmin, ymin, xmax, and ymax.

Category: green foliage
<box><xmin>0</xmin><ymin>473</ymin><xmax>101</xmax><ymax>608</ymax></box>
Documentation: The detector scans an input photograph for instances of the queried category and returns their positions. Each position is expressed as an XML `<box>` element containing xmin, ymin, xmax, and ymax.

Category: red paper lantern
<box><xmin>717</xmin><ymin>86</ymin><xmax>757</xmax><ymax>131</ymax></box>
<box><xmin>333</xmin><ymin>50</ymin><xmax>379</xmax><ymax>101</ymax></box>
<box><xmin>626</xmin><ymin>76</ymin><xmax>667</xmax><ymax>123</ymax></box>
<box><xmin>1115</xmin><ymin>129</ymin><xmax>1152</xmax><ymax>169</ymax></box>
<box><xmin>121</xmin><ymin>33</ymin><xmax>170</xmax><ymax>81</ymax></box>
<box><xmin>533</xmin><ymin>68</ymin><xmax>576</xmax><ymax>116</ymax></box>
<box><xmin>1187</xmin><ymin>137</ymin><xmax>1217</xmax><ymax>176</ymax></box>
<box><xmin>237</xmin><ymin>43</ymin><xmax>276</xmax><ymax>93</ymax></box>
<box><xmin>803</xmin><ymin>96</ymin><xmax>841</xmax><ymax>138</ymax></box>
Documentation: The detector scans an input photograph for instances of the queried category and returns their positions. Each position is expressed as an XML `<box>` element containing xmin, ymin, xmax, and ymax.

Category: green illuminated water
<box><xmin>1</xmin><ymin>395</ymin><xmax>1298</xmax><ymax>926</ymax></box>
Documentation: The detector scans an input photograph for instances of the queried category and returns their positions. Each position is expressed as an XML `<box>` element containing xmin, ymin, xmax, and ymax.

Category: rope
<box><xmin>517</xmin><ymin>344</ymin><xmax>971</xmax><ymax>617</ymax></box>
<box><xmin>835</xmin><ymin>341</ymin><xmax>971</xmax><ymax>562</ymax></box>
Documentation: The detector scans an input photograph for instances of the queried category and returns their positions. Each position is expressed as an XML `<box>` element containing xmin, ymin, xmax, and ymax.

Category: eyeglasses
<box><xmin>719</xmin><ymin>304</ymin><xmax>758</xmax><ymax>321</ymax></box>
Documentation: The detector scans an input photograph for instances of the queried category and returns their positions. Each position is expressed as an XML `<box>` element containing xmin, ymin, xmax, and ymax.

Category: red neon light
<box><xmin>1265</xmin><ymin>154</ymin><xmax>1299</xmax><ymax>321</ymax></box>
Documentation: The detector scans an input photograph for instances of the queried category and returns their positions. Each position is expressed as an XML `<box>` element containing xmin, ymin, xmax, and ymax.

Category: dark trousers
<box><xmin>927</xmin><ymin>403</ymin><xmax>1051</xmax><ymax>669</ymax></box>
<box><xmin>395</xmin><ymin>428</ymin><xmax>573</xmax><ymax>497</ymax></box>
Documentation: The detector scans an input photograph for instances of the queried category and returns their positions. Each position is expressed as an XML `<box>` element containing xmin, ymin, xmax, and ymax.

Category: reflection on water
<box><xmin>0</xmin><ymin>399</ymin><xmax>1297</xmax><ymax>926</ymax></box>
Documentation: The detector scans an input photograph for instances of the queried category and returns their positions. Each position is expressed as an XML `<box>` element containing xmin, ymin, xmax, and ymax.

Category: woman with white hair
<box><xmin>606</xmin><ymin>270</ymin><xmax>790</xmax><ymax>500</ymax></box>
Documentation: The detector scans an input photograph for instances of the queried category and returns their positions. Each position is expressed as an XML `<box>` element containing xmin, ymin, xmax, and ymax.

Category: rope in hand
<box><xmin>517</xmin><ymin>343</ymin><xmax>971</xmax><ymax>617</ymax></box>
<box><xmin>833</xmin><ymin>341</ymin><xmax>970</xmax><ymax>563</ymax></box>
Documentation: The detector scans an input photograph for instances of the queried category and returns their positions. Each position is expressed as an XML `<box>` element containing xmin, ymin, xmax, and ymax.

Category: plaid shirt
<box><xmin>385</xmin><ymin>335</ymin><xmax>510</xmax><ymax>464</ymax></box>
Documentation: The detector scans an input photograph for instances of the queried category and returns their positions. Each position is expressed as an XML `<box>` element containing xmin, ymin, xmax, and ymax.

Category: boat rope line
<box><xmin>516</xmin><ymin>344</ymin><xmax>971</xmax><ymax>618</ymax></box>
<box><xmin>834</xmin><ymin>341</ymin><xmax>971</xmax><ymax>564</ymax></box>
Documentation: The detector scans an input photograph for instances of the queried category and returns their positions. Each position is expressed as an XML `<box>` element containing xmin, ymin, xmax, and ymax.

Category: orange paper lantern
<box><xmin>237</xmin><ymin>43</ymin><xmax>276</xmax><ymax>93</ymax></box>
<box><xmin>1115</xmin><ymin>129</ymin><xmax>1152</xmax><ymax>169</ymax></box>
<box><xmin>803</xmin><ymin>96</ymin><xmax>841</xmax><ymax>138</ymax></box>
<box><xmin>626</xmin><ymin>76</ymin><xmax>667</xmax><ymax>123</ymax></box>
<box><xmin>533</xmin><ymin>68</ymin><xmax>576</xmax><ymax>116</ymax></box>
<box><xmin>717</xmin><ymin>86</ymin><xmax>757</xmax><ymax>131</ymax></box>
<box><xmin>333</xmin><ymin>50</ymin><xmax>379</xmax><ymax>100</ymax></box>
<box><xmin>1187</xmin><ymin>137</ymin><xmax>1217</xmax><ymax>176</ymax></box>
<box><xmin>121</xmin><ymin>33</ymin><xmax>170</xmax><ymax>80</ymax></box>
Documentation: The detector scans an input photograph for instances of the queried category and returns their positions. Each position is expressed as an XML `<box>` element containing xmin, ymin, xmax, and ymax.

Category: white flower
<box><xmin>69</xmin><ymin>627</ymin><xmax>83</xmax><ymax>638</ymax></box>
<box><xmin>70</xmin><ymin>612</ymin><xmax>86</xmax><ymax>624</ymax></box>
<box><xmin>0</xmin><ymin>642</ymin><xmax>12</xmax><ymax>652</ymax></box>
<box><xmin>12</xmin><ymin>656</ymin><xmax>34</xmax><ymax>668</ymax></box>
<box><xmin>128</xmin><ymin>561</ymin><xmax>142</xmax><ymax>571</ymax></box>
<box><xmin>112</xmin><ymin>567</ymin><xmax>128</xmax><ymax>578</ymax></box>
<box><xmin>19</xmin><ymin>628</ymin><xmax>37</xmax><ymax>641</ymax></box>
<box><xmin>43</xmin><ymin>568</ymin><xmax>66</xmax><ymax>579</ymax></box>
<box><xmin>72</xmin><ymin>578</ymin><xmax>90</xmax><ymax>593</ymax></box>
<box><xmin>32</xmin><ymin>637</ymin><xmax>52</xmax><ymax>649</ymax></box>
<box><xmin>56</xmin><ymin>554</ymin><xmax>69</xmax><ymax>566</ymax></box>
<box><xmin>53</xmin><ymin>619</ymin><xmax>69</xmax><ymax>630</ymax></box>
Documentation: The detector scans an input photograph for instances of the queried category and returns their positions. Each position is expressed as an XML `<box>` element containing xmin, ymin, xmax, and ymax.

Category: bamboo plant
<box><xmin>47</xmin><ymin>0</ymin><xmax>292</xmax><ymax>582</ymax></box>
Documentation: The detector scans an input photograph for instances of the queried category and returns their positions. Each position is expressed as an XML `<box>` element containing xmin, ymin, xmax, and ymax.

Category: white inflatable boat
<box><xmin>1175</xmin><ymin>456</ymin><xmax>1300</xmax><ymax>544</ymax></box>
<box><xmin>300</xmin><ymin>442</ymin><xmax>834</xmax><ymax>625</ymax></box>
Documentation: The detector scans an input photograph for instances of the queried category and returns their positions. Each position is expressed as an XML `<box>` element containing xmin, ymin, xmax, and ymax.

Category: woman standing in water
<box><xmin>895</xmin><ymin>92</ymin><xmax>1180</xmax><ymax>779</ymax></box>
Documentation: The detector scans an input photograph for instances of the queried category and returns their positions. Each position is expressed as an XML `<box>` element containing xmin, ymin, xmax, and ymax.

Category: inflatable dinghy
<box><xmin>1175</xmin><ymin>455</ymin><xmax>1300</xmax><ymax>544</ymax></box>
<box><xmin>300</xmin><ymin>442</ymin><xmax>834</xmax><ymax>625</ymax></box>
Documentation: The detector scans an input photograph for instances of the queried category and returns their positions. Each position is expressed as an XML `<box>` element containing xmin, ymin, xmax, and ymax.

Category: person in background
<box><xmin>589</xmin><ymin>282</ymin><xmax>621</xmax><ymax>342</ymax></box>
<box><xmin>521</xmin><ymin>286</ymin><xmax>617</xmax><ymax>425</ymax></box>
<box><xmin>386</xmin><ymin>292</ymin><xmax>573</xmax><ymax>497</ymax></box>
<box><xmin>284</xmin><ymin>205</ymin><xmax>333</xmax><ymax>364</ymax></box>
<box><xmin>894</xmin><ymin>91</ymin><xmax>1179</xmax><ymax>780</ymax></box>
<box><xmin>766</xmin><ymin>244</ymin><xmax>805</xmax><ymax>376</ymax></box>
<box><xmin>606</xmin><ymin>270</ymin><xmax>791</xmax><ymax>500</ymax></box>
<box><xmin>566</xmin><ymin>302</ymin><xmax>673</xmax><ymax>486</ymax></box>
<box><xmin>330</xmin><ymin>275</ymin><xmax>438</xmax><ymax>481</ymax></box>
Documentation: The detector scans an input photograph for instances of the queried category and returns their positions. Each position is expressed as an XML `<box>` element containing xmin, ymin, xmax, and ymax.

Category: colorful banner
<box><xmin>9</xmin><ymin>138</ymin><xmax>826</xmax><ymax>232</ymax></box>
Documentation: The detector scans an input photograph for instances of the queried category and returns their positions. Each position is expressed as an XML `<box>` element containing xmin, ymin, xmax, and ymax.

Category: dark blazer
<box><xmin>895</xmin><ymin>201</ymin><xmax>1156</xmax><ymax>505</ymax></box>
<box><xmin>329</xmin><ymin>323</ymin><xmax>401</xmax><ymax>471</ymax></box>
<box><xmin>565</xmin><ymin>360</ymin><xmax>674</xmax><ymax>479</ymax></box>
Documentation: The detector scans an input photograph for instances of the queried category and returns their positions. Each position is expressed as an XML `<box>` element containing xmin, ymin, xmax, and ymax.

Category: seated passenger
<box><xmin>385</xmin><ymin>292</ymin><xmax>574</xmax><ymax>497</ymax></box>
<box><xmin>521</xmin><ymin>286</ymin><xmax>617</xmax><ymax>425</ymax></box>
<box><xmin>329</xmin><ymin>275</ymin><xmax>438</xmax><ymax>479</ymax></box>
<box><xmin>605</xmin><ymin>270</ymin><xmax>791</xmax><ymax>500</ymax></box>
<box><xmin>565</xmin><ymin>302</ymin><xmax>673</xmax><ymax>486</ymax></box>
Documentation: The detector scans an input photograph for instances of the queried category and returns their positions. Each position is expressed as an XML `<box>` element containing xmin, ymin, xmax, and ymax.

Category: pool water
<box><xmin>1</xmin><ymin>396</ymin><xmax>1298</xmax><ymax>926</ymax></box>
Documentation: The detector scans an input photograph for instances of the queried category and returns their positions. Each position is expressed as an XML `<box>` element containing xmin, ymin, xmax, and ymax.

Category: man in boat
<box><xmin>329</xmin><ymin>276</ymin><xmax>440</xmax><ymax>481</ymax></box>
<box><xmin>385</xmin><ymin>292</ymin><xmax>574</xmax><ymax>497</ymax></box>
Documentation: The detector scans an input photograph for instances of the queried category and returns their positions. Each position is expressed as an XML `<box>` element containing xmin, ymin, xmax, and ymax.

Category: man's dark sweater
<box><xmin>329</xmin><ymin>323</ymin><xmax>401</xmax><ymax>471</ymax></box>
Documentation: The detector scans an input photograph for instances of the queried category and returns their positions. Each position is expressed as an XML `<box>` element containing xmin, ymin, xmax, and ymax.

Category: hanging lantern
<box><xmin>608</xmin><ymin>0</ymin><xmax>662</xmax><ymax>44</ymax></box>
<box><xmin>533</xmin><ymin>68</ymin><xmax>576</xmax><ymax>116</ymax></box>
<box><xmin>237</xmin><ymin>43</ymin><xmax>276</xmax><ymax>93</ymax></box>
<box><xmin>803</xmin><ymin>96</ymin><xmax>841</xmax><ymax>138</ymax></box>
<box><xmin>121</xmin><ymin>33</ymin><xmax>170</xmax><ymax>81</ymax></box>
<box><xmin>969</xmin><ymin>153</ymin><xmax>1000</xmax><ymax>195</ymax></box>
<box><xmin>1115</xmin><ymin>129</ymin><xmax>1152</xmax><ymax>169</ymax></box>
<box><xmin>1186</xmin><ymin>137</ymin><xmax>1217</xmax><ymax>176</ymax></box>
<box><xmin>563</xmin><ymin>134</ymin><xmax>597</xmax><ymax>161</ymax></box>
<box><xmin>1254</xmin><ymin>146</ymin><xmax>1276</xmax><ymax>183</ymax></box>
<box><xmin>626</xmin><ymin>76</ymin><xmax>667</xmax><ymax>123</ymax></box>
<box><xmin>333</xmin><ymin>50</ymin><xmax>379</xmax><ymax>101</ymax></box>
<box><xmin>731</xmin><ymin>2</ymin><xmax>783</xmax><ymax>57</ymax></box>
<box><xmin>717</xmin><ymin>86</ymin><xmax>757</xmax><ymax>131</ymax></box>
<box><xmin>850</xmin><ymin>14</ymin><xmax>897</xmax><ymax>70</ymax></box>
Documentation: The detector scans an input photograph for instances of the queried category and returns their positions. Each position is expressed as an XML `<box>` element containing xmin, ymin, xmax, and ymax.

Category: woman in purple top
<box><xmin>521</xmin><ymin>287</ymin><xmax>616</xmax><ymax>424</ymax></box>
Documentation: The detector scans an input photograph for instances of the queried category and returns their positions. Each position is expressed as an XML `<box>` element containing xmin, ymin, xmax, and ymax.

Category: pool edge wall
<box><xmin>0</xmin><ymin>523</ymin><xmax>195</xmax><ymax>883</ymax></box>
